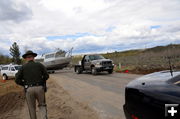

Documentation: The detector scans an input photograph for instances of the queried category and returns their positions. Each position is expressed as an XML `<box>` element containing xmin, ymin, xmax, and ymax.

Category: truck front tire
<box><xmin>2</xmin><ymin>74</ymin><xmax>8</xmax><ymax>80</ymax></box>
<box><xmin>91</xmin><ymin>67</ymin><xmax>97</xmax><ymax>75</ymax></box>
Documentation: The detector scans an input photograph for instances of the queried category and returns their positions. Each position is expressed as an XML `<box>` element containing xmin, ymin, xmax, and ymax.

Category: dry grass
<box><xmin>72</xmin><ymin>44</ymin><xmax>180</xmax><ymax>74</ymax></box>
<box><xmin>0</xmin><ymin>77</ymin><xmax>23</xmax><ymax>96</ymax></box>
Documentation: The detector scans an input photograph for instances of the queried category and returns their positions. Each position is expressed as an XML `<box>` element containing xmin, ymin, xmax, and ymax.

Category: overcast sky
<box><xmin>0</xmin><ymin>0</ymin><xmax>180</xmax><ymax>56</ymax></box>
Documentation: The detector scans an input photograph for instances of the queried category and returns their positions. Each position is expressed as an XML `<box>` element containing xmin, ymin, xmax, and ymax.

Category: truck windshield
<box><xmin>89</xmin><ymin>55</ymin><xmax>105</xmax><ymax>60</ymax></box>
<box><xmin>15</xmin><ymin>66</ymin><xmax>21</xmax><ymax>70</ymax></box>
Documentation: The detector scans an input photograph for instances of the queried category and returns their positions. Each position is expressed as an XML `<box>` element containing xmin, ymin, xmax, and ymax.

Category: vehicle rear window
<box><xmin>2</xmin><ymin>67</ymin><xmax>8</xmax><ymax>70</ymax></box>
<box><xmin>15</xmin><ymin>66</ymin><xmax>21</xmax><ymax>70</ymax></box>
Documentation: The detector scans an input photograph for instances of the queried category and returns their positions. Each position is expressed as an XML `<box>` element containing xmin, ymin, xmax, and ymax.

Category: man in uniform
<box><xmin>15</xmin><ymin>50</ymin><xmax>49</xmax><ymax>119</ymax></box>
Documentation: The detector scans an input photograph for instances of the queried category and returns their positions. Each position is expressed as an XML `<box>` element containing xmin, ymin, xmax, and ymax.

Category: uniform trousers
<box><xmin>26</xmin><ymin>86</ymin><xmax>48</xmax><ymax>119</ymax></box>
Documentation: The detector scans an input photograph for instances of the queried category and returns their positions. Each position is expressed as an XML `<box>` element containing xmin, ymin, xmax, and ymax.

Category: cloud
<box><xmin>15</xmin><ymin>23</ymin><xmax>180</xmax><ymax>55</ymax></box>
<box><xmin>0</xmin><ymin>0</ymin><xmax>32</xmax><ymax>22</ymax></box>
<box><xmin>0</xmin><ymin>0</ymin><xmax>180</xmax><ymax>56</ymax></box>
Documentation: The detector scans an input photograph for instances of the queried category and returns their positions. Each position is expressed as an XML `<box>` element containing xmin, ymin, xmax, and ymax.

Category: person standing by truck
<box><xmin>15</xmin><ymin>50</ymin><xmax>49</xmax><ymax>119</ymax></box>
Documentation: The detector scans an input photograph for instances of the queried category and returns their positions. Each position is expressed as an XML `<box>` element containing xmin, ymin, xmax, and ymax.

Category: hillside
<box><xmin>0</xmin><ymin>54</ymin><xmax>11</xmax><ymax>64</ymax></box>
<box><xmin>72</xmin><ymin>44</ymin><xmax>180</xmax><ymax>74</ymax></box>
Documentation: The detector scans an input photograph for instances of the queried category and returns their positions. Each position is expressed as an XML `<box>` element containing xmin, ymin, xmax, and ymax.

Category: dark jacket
<box><xmin>15</xmin><ymin>60</ymin><xmax>49</xmax><ymax>86</ymax></box>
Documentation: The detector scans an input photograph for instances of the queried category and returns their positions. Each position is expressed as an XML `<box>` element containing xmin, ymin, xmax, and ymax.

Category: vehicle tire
<box><xmin>91</xmin><ymin>67</ymin><xmax>97</xmax><ymax>75</ymax></box>
<box><xmin>2</xmin><ymin>74</ymin><xmax>8</xmax><ymax>80</ymax></box>
<box><xmin>75</xmin><ymin>67</ymin><xmax>82</xmax><ymax>74</ymax></box>
<box><xmin>108</xmin><ymin>69</ymin><xmax>113</xmax><ymax>74</ymax></box>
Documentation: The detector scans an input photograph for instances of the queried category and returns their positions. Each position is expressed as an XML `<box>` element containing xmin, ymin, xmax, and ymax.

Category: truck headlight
<box><xmin>95</xmin><ymin>62</ymin><xmax>102</xmax><ymax>67</ymax></box>
<box><xmin>96</xmin><ymin>62</ymin><xmax>100</xmax><ymax>65</ymax></box>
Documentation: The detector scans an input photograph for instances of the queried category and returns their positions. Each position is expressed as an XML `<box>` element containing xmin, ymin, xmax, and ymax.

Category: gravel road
<box><xmin>50</xmin><ymin>69</ymin><xmax>142</xmax><ymax>119</ymax></box>
<box><xmin>0</xmin><ymin>70</ymin><xmax>141</xmax><ymax>119</ymax></box>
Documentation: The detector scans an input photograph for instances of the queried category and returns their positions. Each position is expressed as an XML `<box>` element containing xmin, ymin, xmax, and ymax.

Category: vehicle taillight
<box><xmin>131</xmin><ymin>114</ymin><xmax>139</xmax><ymax>119</ymax></box>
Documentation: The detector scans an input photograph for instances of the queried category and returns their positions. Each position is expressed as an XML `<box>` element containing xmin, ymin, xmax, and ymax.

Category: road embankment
<box><xmin>0</xmin><ymin>76</ymin><xmax>99</xmax><ymax>119</ymax></box>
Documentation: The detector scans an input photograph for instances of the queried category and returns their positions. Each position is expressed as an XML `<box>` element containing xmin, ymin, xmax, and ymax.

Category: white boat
<box><xmin>35</xmin><ymin>48</ymin><xmax>73</xmax><ymax>70</ymax></box>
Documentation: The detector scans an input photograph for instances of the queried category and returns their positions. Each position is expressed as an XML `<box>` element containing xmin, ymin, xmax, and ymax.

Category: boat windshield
<box><xmin>55</xmin><ymin>51</ymin><xmax>66</xmax><ymax>58</ymax></box>
<box><xmin>35</xmin><ymin>58</ymin><xmax>44</xmax><ymax>62</ymax></box>
<box><xmin>89</xmin><ymin>55</ymin><xmax>105</xmax><ymax>60</ymax></box>
<box><xmin>45</xmin><ymin>53</ymin><xmax>55</xmax><ymax>59</ymax></box>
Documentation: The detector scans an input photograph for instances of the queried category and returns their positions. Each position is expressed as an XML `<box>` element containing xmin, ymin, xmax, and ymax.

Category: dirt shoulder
<box><xmin>0</xmin><ymin>77</ymin><xmax>22</xmax><ymax>96</ymax></box>
<box><xmin>0</xmin><ymin>92</ymin><xmax>25</xmax><ymax>119</ymax></box>
<box><xmin>0</xmin><ymin>77</ymin><xmax>99</xmax><ymax>119</ymax></box>
<box><xmin>46</xmin><ymin>80</ymin><xmax>99</xmax><ymax>119</ymax></box>
<box><xmin>0</xmin><ymin>77</ymin><xmax>25</xmax><ymax>119</ymax></box>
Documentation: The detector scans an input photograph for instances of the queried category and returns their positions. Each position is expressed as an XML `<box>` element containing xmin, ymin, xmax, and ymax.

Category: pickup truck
<box><xmin>74</xmin><ymin>54</ymin><xmax>114</xmax><ymax>75</ymax></box>
<box><xmin>1</xmin><ymin>64</ymin><xmax>21</xmax><ymax>80</ymax></box>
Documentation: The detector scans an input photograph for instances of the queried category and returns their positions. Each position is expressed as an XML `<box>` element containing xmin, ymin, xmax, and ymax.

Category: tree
<box><xmin>0</xmin><ymin>54</ymin><xmax>11</xmax><ymax>64</ymax></box>
<box><xmin>9</xmin><ymin>42</ymin><xmax>21</xmax><ymax>64</ymax></box>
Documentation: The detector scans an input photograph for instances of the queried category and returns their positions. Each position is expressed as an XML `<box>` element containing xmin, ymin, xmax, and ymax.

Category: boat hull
<box><xmin>41</xmin><ymin>57</ymin><xmax>72</xmax><ymax>70</ymax></box>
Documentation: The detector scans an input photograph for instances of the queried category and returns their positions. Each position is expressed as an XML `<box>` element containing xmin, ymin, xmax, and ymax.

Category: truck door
<box><xmin>5</xmin><ymin>66</ymin><xmax>10</xmax><ymax>77</ymax></box>
<box><xmin>10</xmin><ymin>67</ymin><xmax>16</xmax><ymax>77</ymax></box>
<box><xmin>84</xmin><ymin>56</ymin><xmax>91</xmax><ymax>70</ymax></box>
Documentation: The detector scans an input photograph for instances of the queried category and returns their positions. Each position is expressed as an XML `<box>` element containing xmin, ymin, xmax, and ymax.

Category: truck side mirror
<box><xmin>84</xmin><ymin>59</ymin><xmax>90</xmax><ymax>62</ymax></box>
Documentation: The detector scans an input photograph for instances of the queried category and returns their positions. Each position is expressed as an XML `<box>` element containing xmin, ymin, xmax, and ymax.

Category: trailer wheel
<box><xmin>91</xmin><ymin>67</ymin><xmax>97</xmax><ymax>75</ymax></box>
<box><xmin>75</xmin><ymin>67</ymin><xmax>82</xmax><ymax>74</ymax></box>
<box><xmin>2</xmin><ymin>74</ymin><xmax>8</xmax><ymax>80</ymax></box>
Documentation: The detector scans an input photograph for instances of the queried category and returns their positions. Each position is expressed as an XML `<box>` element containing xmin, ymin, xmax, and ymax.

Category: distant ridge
<box><xmin>102</xmin><ymin>43</ymin><xmax>180</xmax><ymax>57</ymax></box>
<box><xmin>143</xmin><ymin>44</ymin><xmax>180</xmax><ymax>53</ymax></box>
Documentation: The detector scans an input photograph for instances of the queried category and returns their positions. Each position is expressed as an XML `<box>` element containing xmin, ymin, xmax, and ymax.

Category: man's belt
<box><xmin>25</xmin><ymin>83</ymin><xmax>44</xmax><ymax>87</ymax></box>
<box><xmin>24</xmin><ymin>82</ymin><xmax>45</xmax><ymax>93</ymax></box>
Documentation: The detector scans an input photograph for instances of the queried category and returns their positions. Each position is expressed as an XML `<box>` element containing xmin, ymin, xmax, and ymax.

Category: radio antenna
<box><xmin>168</xmin><ymin>56</ymin><xmax>173</xmax><ymax>77</ymax></box>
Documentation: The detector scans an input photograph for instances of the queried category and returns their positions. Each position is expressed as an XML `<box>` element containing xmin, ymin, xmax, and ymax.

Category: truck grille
<box><xmin>102</xmin><ymin>61</ymin><xmax>112</xmax><ymax>66</ymax></box>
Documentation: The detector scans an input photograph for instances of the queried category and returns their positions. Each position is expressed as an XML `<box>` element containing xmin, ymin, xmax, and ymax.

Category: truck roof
<box><xmin>2</xmin><ymin>64</ymin><xmax>21</xmax><ymax>67</ymax></box>
<box><xmin>85</xmin><ymin>54</ymin><xmax>102</xmax><ymax>56</ymax></box>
